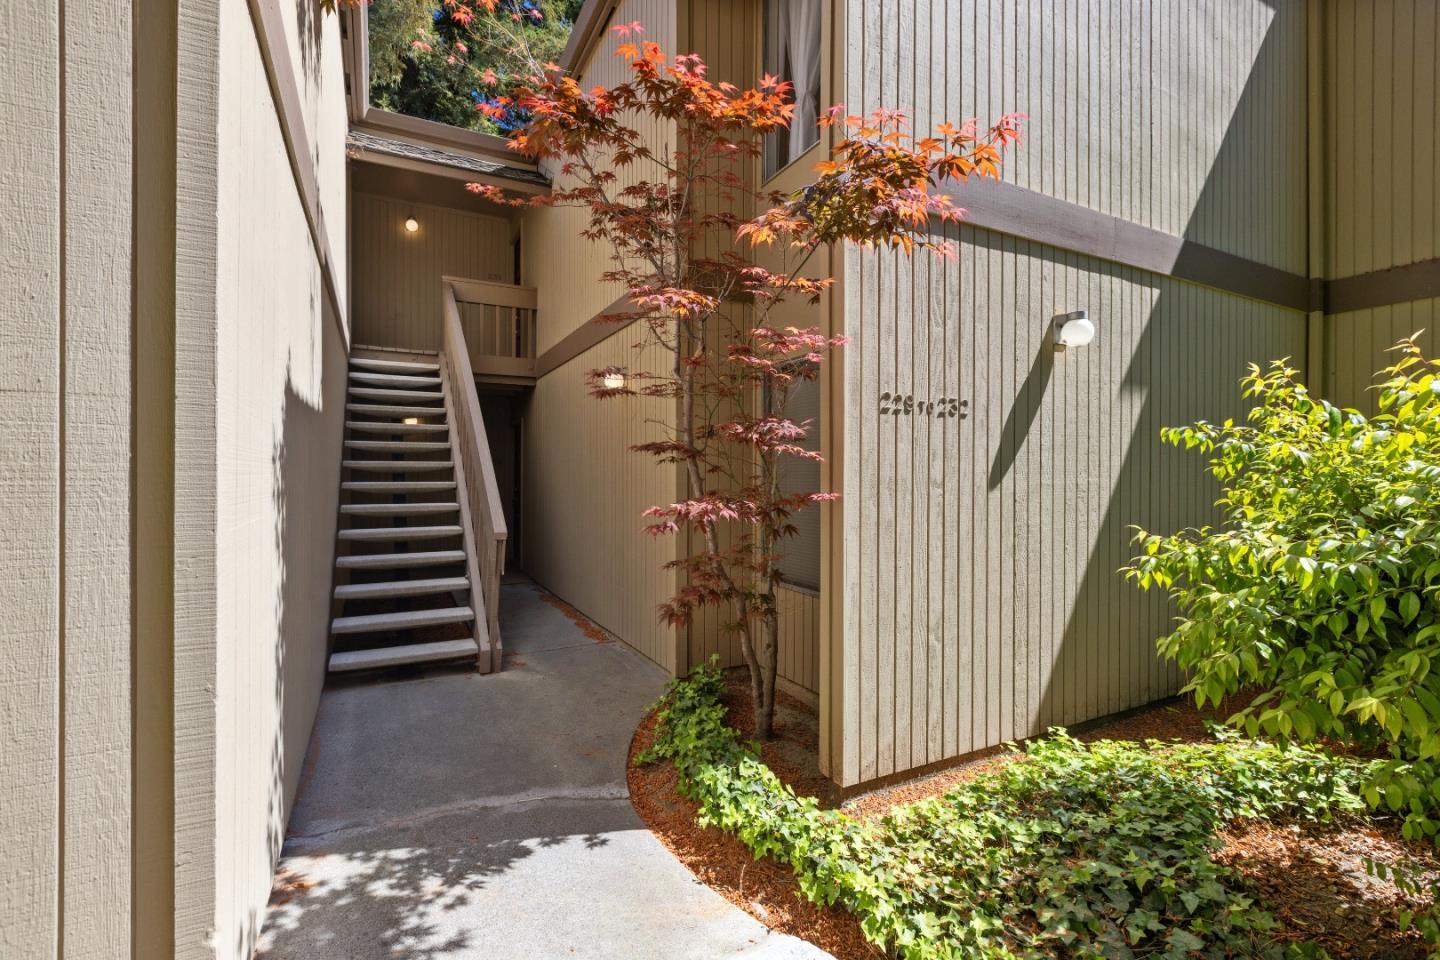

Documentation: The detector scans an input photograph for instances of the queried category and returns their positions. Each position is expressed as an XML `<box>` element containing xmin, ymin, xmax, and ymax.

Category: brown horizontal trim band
<box><xmin>534</xmin><ymin>294</ymin><xmax>636</xmax><ymax>377</ymax></box>
<box><xmin>249</xmin><ymin>0</ymin><xmax>347</xmax><ymax>339</ymax></box>
<box><xmin>535</xmin><ymin>187</ymin><xmax>1440</xmax><ymax>375</ymax></box>
<box><xmin>1327</xmin><ymin>257</ymin><xmax>1440</xmax><ymax>315</ymax></box>
<box><xmin>939</xmin><ymin>178</ymin><xmax>1315</xmax><ymax>312</ymax></box>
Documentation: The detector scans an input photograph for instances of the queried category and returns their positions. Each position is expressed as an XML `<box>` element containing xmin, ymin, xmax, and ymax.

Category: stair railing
<box><xmin>440</xmin><ymin>279</ymin><xmax>510</xmax><ymax>670</ymax></box>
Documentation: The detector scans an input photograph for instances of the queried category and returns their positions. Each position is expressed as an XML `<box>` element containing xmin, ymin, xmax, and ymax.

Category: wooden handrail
<box><xmin>441</xmin><ymin>280</ymin><xmax>509</xmax><ymax>668</ymax></box>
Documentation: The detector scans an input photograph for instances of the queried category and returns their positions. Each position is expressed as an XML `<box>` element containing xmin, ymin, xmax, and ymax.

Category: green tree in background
<box><xmin>367</xmin><ymin>0</ymin><xmax>584</xmax><ymax>133</ymax></box>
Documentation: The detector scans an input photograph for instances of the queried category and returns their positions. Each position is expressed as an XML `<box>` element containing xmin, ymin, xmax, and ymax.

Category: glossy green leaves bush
<box><xmin>1126</xmin><ymin>338</ymin><xmax>1440</xmax><ymax>842</ymax></box>
<box><xmin>641</xmin><ymin>661</ymin><xmax>1370</xmax><ymax>959</ymax></box>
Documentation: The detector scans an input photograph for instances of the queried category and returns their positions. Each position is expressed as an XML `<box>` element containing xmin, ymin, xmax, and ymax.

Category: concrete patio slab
<box><xmin>258</xmin><ymin>579</ymin><xmax>833</xmax><ymax>960</ymax></box>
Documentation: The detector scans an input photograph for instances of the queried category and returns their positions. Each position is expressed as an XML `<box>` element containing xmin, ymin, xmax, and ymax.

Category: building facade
<box><xmin>3</xmin><ymin>0</ymin><xmax>1438</xmax><ymax>957</ymax></box>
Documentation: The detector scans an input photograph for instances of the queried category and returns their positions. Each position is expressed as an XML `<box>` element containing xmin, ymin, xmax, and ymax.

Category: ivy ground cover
<box><xmin>637</xmin><ymin>662</ymin><xmax>1425</xmax><ymax>960</ymax></box>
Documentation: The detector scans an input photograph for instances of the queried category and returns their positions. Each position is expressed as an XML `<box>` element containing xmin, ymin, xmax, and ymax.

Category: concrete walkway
<box><xmin>258</xmin><ymin>579</ymin><xmax>832</xmax><ymax>960</ymax></box>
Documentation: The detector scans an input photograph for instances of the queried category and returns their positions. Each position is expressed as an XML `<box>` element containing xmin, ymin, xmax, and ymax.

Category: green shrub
<box><xmin>641</xmin><ymin>660</ymin><xmax>1372</xmax><ymax>959</ymax></box>
<box><xmin>1126</xmin><ymin>339</ymin><xmax>1440</xmax><ymax>845</ymax></box>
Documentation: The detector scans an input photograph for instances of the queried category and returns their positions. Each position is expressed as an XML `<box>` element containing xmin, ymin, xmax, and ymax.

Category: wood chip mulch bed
<box><xmin>627</xmin><ymin>673</ymin><xmax>1439</xmax><ymax>959</ymax></box>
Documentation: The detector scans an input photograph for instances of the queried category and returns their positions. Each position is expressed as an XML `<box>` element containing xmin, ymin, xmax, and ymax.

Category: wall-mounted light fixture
<box><xmin>402</xmin><ymin>417</ymin><xmax>420</xmax><ymax>425</ymax></box>
<box><xmin>1053</xmin><ymin>310</ymin><xmax>1096</xmax><ymax>351</ymax></box>
<box><xmin>404</xmin><ymin>215</ymin><xmax>420</xmax><ymax>234</ymax></box>
<box><xmin>600</xmin><ymin>370</ymin><xmax>627</xmax><ymax>391</ymax></box>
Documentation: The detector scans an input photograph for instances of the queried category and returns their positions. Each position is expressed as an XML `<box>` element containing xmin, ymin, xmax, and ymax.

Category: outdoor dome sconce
<box><xmin>1053</xmin><ymin>310</ymin><xmax>1096</xmax><ymax>351</ymax></box>
<box><xmin>404</xmin><ymin>215</ymin><xmax>420</xmax><ymax>234</ymax></box>
<box><xmin>600</xmin><ymin>370</ymin><xmax>627</xmax><ymax>391</ymax></box>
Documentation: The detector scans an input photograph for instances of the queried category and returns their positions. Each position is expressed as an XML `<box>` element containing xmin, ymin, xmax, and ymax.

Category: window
<box><xmin>762</xmin><ymin>0</ymin><xmax>823</xmax><ymax>180</ymax></box>
<box><xmin>772</xmin><ymin>370</ymin><xmax>821</xmax><ymax>591</ymax></box>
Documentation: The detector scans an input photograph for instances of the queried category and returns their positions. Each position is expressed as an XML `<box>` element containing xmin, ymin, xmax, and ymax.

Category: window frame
<box><xmin>760</xmin><ymin>0</ymin><xmax>826</xmax><ymax>186</ymax></box>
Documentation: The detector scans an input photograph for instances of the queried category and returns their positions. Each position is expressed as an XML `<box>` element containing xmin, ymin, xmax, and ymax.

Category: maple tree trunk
<box><xmin>753</xmin><ymin>610</ymin><xmax>779</xmax><ymax>740</ymax></box>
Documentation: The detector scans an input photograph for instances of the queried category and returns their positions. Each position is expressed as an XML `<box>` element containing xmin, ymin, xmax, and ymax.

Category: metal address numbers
<box><xmin>878</xmin><ymin>392</ymin><xmax>969</xmax><ymax>419</ymax></box>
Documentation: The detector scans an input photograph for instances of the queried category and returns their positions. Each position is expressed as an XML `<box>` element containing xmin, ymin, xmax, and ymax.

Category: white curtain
<box><xmin>784</xmin><ymin>0</ymin><xmax>822</xmax><ymax>163</ymax></box>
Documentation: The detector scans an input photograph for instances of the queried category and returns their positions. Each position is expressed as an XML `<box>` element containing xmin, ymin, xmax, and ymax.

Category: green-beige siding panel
<box><xmin>1327</xmin><ymin>298</ymin><xmax>1440</xmax><ymax>413</ymax></box>
<box><xmin>1324</xmin><ymin>0</ymin><xmax>1439</xmax><ymax>280</ymax></box>
<box><xmin>861</xmin><ymin>0</ymin><xmax>1307</xmax><ymax>274</ymax></box>
<box><xmin>3</xmin><ymin>0</ymin><xmax>138</xmax><ymax>952</ymax></box>
<box><xmin>524</xmin><ymin>0</ymin><xmax>676</xmax><ymax>354</ymax></box>
<box><xmin>1322</xmin><ymin>1</ymin><xmax>1439</xmax><ymax>413</ymax></box>
<box><xmin>836</xmin><ymin>0</ymin><xmax>1313</xmax><ymax>786</ymax></box>
<box><xmin>841</xmin><ymin>228</ymin><xmax>1306</xmax><ymax>786</ymax></box>
<box><xmin>522</xmin><ymin>334</ymin><xmax>681</xmax><ymax>673</ymax></box>
<box><xmin>351</xmin><ymin>193</ymin><xmax>515</xmax><ymax>352</ymax></box>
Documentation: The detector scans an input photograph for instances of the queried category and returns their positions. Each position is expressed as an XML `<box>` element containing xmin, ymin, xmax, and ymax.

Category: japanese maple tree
<box><xmin>473</xmin><ymin>23</ymin><xmax>1018</xmax><ymax>738</ymax></box>
<box><xmin>322</xmin><ymin>0</ymin><xmax>1021</xmax><ymax>737</ymax></box>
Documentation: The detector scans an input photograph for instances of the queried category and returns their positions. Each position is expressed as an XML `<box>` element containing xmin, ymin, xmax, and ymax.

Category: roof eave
<box><xmin>558</xmin><ymin>0</ymin><xmax>617</xmax><ymax>76</ymax></box>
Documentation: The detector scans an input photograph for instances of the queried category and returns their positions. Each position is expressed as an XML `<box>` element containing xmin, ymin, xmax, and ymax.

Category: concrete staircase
<box><xmin>327</xmin><ymin>355</ymin><xmax>484</xmax><ymax>673</ymax></box>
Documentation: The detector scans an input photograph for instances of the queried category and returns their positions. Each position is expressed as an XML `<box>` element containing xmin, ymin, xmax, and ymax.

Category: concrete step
<box><xmin>338</xmin><ymin>525</ymin><xmax>462</xmax><ymax>542</ymax></box>
<box><xmin>346</xmin><ymin>420</ymin><xmax>449</xmax><ymax>434</ymax></box>
<box><xmin>333</xmin><ymin>576</ymin><xmax>469</xmax><ymax>601</ymax></box>
<box><xmin>342</xmin><ymin>480</ymin><xmax>457</xmax><ymax>494</ymax></box>
<box><xmin>341</xmin><ymin>502</ymin><xmax>460</xmax><ymax>517</ymax></box>
<box><xmin>343</xmin><ymin>459</ymin><xmax>454</xmax><ymax>473</ymax></box>
<box><xmin>350</xmin><ymin>357</ymin><xmax>440</xmax><ymax>375</ymax></box>
<box><xmin>348</xmin><ymin>386</ymin><xmax>444</xmax><ymax>402</ymax></box>
<box><xmin>346</xmin><ymin>403</ymin><xmax>446</xmax><ymax>418</ymax></box>
<box><xmin>328</xmin><ymin>637</ymin><xmax>479</xmax><ymax>673</ymax></box>
<box><xmin>336</xmin><ymin>549</ymin><xmax>465</xmax><ymax>570</ymax></box>
<box><xmin>331</xmin><ymin>605</ymin><xmax>474</xmax><ymax>635</ymax></box>
<box><xmin>344</xmin><ymin>439</ymin><xmax>451</xmax><ymax>453</ymax></box>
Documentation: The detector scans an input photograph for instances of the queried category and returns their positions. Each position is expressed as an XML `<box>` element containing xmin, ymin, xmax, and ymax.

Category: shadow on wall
<box><xmin>231</xmin><ymin>353</ymin><xmax>342</xmax><ymax>960</ymax></box>
<box><xmin>294</xmin><ymin>0</ymin><xmax>324</xmax><ymax>86</ymax></box>
<box><xmin>976</xmin><ymin>5</ymin><xmax>1307</xmax><ymax>739</ymax></box>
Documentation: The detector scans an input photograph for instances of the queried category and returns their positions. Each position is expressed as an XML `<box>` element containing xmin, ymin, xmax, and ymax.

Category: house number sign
<box><xmin>877</xmin><ymin>392</ymin><xmax>969</xmax><ymax>419</ymax></box>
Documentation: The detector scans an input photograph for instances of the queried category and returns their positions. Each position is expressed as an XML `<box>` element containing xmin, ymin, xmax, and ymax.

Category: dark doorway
<box><xmin>478</xmin><ymin>389</ymin><xmax>525</xmax><ymax>566</ymax></box>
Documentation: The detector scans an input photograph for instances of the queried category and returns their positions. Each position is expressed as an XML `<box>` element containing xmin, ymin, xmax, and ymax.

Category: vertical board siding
<box><xmin>926</xmin><ymin>0</ymin><xmax>1307</xmax><ymax>274</ymax></box>
<box><xmin>835</xmin><ymin>0</ymin><xmax>1313</xmax><ymax>786</ymax></box>
<box><xmin>522</xmin><ymin>337</ymin><xmax>680</xmax><ymax>671</ymax></box>
<box><xmin>351</xmin><ymin>192</ymin><xmax>515</xmax><ymax>352</ymax></box>
<box><xmin>3</xmin><ymin>2</ymin><xmax>63</xmax><ymax>952</ymax></box>
<box><xmin>1328</xmin><ymin>298</ymin><xmax>1440</xmax><ymax>413</ymax></box>
<box><xmin>776</xmin><ymin>586</ymin><xmax>821</xmax><ymax>695</ymax></box>
<box><xmin>63</xmin><ymin>0</ymin><xmax>136</xmax><ymax>952</ymax></box>
<box><xmin>3</xmin><ymin>0</ymin><xmax>137</xmax><ymax>952</ymax></box>
<box><xmin>1324</xmin><ymin>1</ymin><xmax>1440</xmax><ymax>412</ymax></box>
<box><xmin>841</xmin><ymin>226</ymin><xmax>1305</xmax><ymax>786</ymax></box>
<box><xmin>523</xmin><ymin>0</ymin><xmax>676</xmax><ymax>354</ymax></box>
<box><xmin>519</xmin><ymin>0</ymin><xmax>681</xmax><ymax>671</ymax></box>
<box><xmin>1324</xmin><ymin>0</ymin><xmax>1440</xmax><ymax>280</ymax></box>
